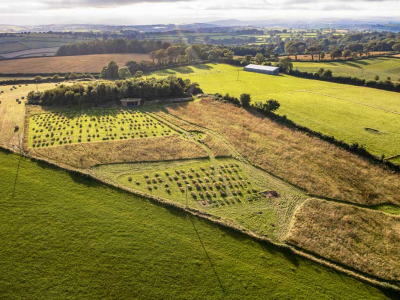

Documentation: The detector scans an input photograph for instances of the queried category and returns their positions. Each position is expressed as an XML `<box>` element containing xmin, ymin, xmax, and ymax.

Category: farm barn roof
<box><xmin>244</xmin><ymin>64</ymin><xmax>279</xmax><ymax>72</ymax></box>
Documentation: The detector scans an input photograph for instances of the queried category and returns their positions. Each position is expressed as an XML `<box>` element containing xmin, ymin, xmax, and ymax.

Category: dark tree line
<box><xmin>27</xmin><ymin>76</ymin><xmax>202</xmax><ymax>106</ymax></box>
<box><xmin>56</xmin><ymin>39</ymin><xmax>174</xmax><ymax>56</ymax></box>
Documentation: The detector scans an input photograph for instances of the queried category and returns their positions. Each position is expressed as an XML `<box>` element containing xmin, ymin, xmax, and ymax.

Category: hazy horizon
<box><xmin>2</xmin><ymin>0</ymin><xmax>400</xmax><ymax>27</ymax></box>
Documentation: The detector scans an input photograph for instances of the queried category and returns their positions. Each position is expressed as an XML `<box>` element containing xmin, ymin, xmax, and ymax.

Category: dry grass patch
<box><xmin>0</xmin><ymin>83</ymin><xmax>66</xmax><ymax>148</ymax></box>
<box><xmin>286</xmin><ymin>199</ymin><xmax>400</xmax><ymax>282</ymax></box>
<box><xmin>202</xmin><ymin>134</ymin><xmax>232</xmax><ymax>157</ymax></box>
<box><xmin>165</xmin><ymin>98</ymin><xmax>400</xmax><ymax>205</ymax></box>
<box><xmin>0</xmin><ymin>53</ymin><xmax>150</xmax><ymax>74</ymax></box>
<box><xmin>30</xmin><ymin>135</ymin><xmax>208</xmax><ymax>169</ymax></box>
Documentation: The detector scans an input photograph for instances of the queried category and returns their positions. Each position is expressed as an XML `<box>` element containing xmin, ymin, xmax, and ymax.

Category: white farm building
<box><xmin>243</xmin><ymin>64</ymin><xmax>279</xmax><ymax>75</ymax></box>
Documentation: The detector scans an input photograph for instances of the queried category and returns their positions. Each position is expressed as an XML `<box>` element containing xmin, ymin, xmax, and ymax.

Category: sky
<box><xmin>1</xmin><ymin>0</ymin><xmax>400</xmax><ymax>26</ymax></box>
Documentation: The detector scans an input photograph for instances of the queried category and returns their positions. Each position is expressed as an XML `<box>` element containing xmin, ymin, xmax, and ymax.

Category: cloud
<box><xmin>42</xmin><ymin>0</ymin><xmax>193</xmax><ymax>9</ymax></box>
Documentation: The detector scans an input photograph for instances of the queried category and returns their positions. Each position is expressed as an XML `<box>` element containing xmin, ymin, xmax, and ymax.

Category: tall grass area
<box><xmin>148</xmin><ymin>63</ymin><xmax>400</xmax><ymax>158</ymax></box>
<box><xmin>0</xmin><ymin>149</ymin><xmax>393</xmax><ymax>299</ymax></box>
<box><xmin>293</xmin><ymin>57</ymin><xmax>400</xmax><ymax>81</ymax></box>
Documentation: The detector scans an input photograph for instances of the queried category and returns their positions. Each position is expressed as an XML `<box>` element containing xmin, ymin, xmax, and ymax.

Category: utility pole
<box><xmin>185</xmin><ymin>185</ymin><xmax>189</xmax><ymax>208</ymax></box>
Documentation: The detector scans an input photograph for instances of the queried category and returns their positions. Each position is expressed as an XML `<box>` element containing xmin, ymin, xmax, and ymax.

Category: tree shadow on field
<box><xmin>193</xmin><ymin>64</ymin><xmax>214</xmax><ymax>71</ymax></box>
<box><xmin>341</xmin><ymin>61</ymin><xmax>364</xmax><ymax>69</ymax></box>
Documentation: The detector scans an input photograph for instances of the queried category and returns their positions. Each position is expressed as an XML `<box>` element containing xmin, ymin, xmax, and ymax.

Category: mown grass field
<box><xmin>28</xmin><ymin>109</ymin><xmax>175</xmax><ymax>148</ymax></box>
<box><xmin>0</xmin><ymin>53</ymin><xmax>150</xmax><ymax>74</ymax></box>
<box><xmin>93</xmin><ymin>156</ymin><xmax>307</xmax><ymax>240</ymax></box>
<box><xmin>293</xmin><ymin>57</ymin><xmax>400</xmax><ymax>81</ymax></box>
<box><xmin>0</xmin><ymin>149</ymin><xmax>395</xmax><ymax>299</ymax></box>
<box><xmin>148</xmin><ymin>63</ymin><xmax>400</xmax><ymax>158</ymax></box>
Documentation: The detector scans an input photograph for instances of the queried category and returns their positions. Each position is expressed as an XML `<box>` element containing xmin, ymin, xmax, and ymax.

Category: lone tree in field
<box><xmin>34</xmin><ymin>76</ymin><xmax>42</xmax><ymax>82</ymax></box>
<box><xmin>240</xmin><ymin>93</ymin><xmax>251</xmax><ymax>108</ymax></box>
<box><xmin>375</xmin><ymin>75</ymin><xmax>380</xmax><ymax>81</ymax></box>
<box><xmin>52</xmin><ymin>74</ymin><xmax>60</xmax><ymax>81</ymax></box>
<box><xmin>255</xmin><ymin>53</ymin><xmax>265</xmax><ymax>65</ymax></box>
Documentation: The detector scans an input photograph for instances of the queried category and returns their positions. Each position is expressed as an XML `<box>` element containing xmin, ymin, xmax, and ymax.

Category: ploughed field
<box><xmin>148</xmin><ymin>63</ymin><xmax>400</xmax><ymax>160</ymax></box>
<box><xmin>28</xmin><ymin>109</ymin><xmax>175</xmax><ymax>148</ymax></box>
<box><xmin>0</xmin><ymin>53</ymin><xmax>151</xmax><ymax>74</ymax></box>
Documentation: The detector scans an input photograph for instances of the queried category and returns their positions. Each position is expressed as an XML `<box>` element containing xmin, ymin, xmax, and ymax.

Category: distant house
<box><xmin>120</xmin><ymin>98</ymin><xmax>142</xmax><ymax>107</ymax></box>
<box><xmin>243</xmin><ymin>64</ymin><xmax>279</xmax><ymax>75</ymax></box>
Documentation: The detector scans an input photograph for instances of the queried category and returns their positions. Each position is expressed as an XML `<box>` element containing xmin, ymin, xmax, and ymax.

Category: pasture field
<box><xmin>1</xmin><ymin>150</ymin><xmax>393</xmax><ymax>299</ymax></box>
<box><xmin>1</xmin><ymin>47</ymin><xmax>61</xmax><ymax>59</ymax></box>
<box><xmin>0</xmin><ymin>53</ymin><xmax>151</xmax><ymax>74</ymax></box>
<box><xmin>0</xmin><ymin>82</ymin><xmax>63</xmax><ymax>148</ymax></box>
<box><xmin>293</xmin><ymin>57</ymin><xmax>400</xmax><ymax>81</ymax></box>
<box><xmin>148</xmin><ymin>63</ymin><xmax>400</xmax><ymax>158</ymax></box>
<box><xmin>28</xmin><ymin>109</ymin><xmax>175</xmax><ymax>148</ymax></box>
<box><xmin>0</xmin><ymin>34</ymin><xmax>89</xmax><ymax>57</ymax></box>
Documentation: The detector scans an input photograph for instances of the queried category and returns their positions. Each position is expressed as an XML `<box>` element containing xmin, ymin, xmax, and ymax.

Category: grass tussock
<box><xmin>166</xmin><ymin>98</ymin><xmax>400</xmax><ymax>205</ymax></box>
<box><xmin>31</xmin><ymin>135</ymin><xmax>208</xmax><ymax>169</ymax></box>
<box><xmin>286</xmin><ymin>199</ymin><xmax>400</xmax><ymax>282</ymax></box>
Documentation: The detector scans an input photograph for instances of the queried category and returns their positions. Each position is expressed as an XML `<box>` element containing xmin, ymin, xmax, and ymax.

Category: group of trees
<box><xmin>28</xmin><ymin>76</ymin><xmax>202</xmax><ymax>106</ymax></box>
<box><xmin>290</xmin><ymin>69</ymin><xmax>400</xmax><ymax>93</ymax></box>
<box><xmin>213</xmin><ymin>93</ymin><xmax>280</xmax><ymax>113</ymax></box>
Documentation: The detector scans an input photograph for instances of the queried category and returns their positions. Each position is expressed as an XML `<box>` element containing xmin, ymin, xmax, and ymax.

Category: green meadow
<box><xmin>0</xmin><ymin>149</ymin><xmax>395</xmax><ymax>299</ymax></box>
<box><xmin>147</xmin><ymin>63</ymin><xmax>400</xmax><ymax>158</ymax></box>
<box><xmin>293</xmin><ymin>57</ymin><xmax>400</xmax><ymax>81</ymax></box>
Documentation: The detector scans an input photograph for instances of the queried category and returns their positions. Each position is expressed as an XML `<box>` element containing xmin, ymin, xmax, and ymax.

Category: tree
<box><xmin>277</xmin><ymin>57</ymin><xmax>293</xmax><ymax>73</ymax></box>
<box><xmin>241</xmin><ymin>55</ymin><xmax>252</xmax><ymax>65</ymax></box>
<box><xmin>166</xmin><ymin>45</ymin><xmax>181</xmax><ymax>63</ymax></box>
<box><xmin>134</xmin><ymin>71</ymin><xmax>143</xmax><ymax>78</ymax></box>
<box><xmin>255</xmin><ymin>53</ymin><xmax>264</xmax><ymax>65</ymax></box>
<box><xmin>306</xmin><ymin>46</ymin><xmax>318</xmax><ymax>61</ymax></box>
<box><xmin>52</xmin><ymin>74</ymin><xmax>60</xmax><ymax>81</ymax></box>
<box><xmin>185</xmin><ymin>46</ymin><xmax>197</xmax><ymax>61</ymax></box>
<box><xmin>392</xmin><ymin>43</ymin><xmax>400</xmax><ymax>52</ymax></box>
<box><xmin>264</xmin><ymin>99</ymin><xmax>280</xmax><ymax>112</ymax></box>
<box><xmin>125</xmin><ymin>61</ymin><xmax>138</xmax><ymax>74</ymax></box>
<box><xmin>322</xmin><ymin>69</ymin><xmax>333</xmax><ymax>79</ymax></box>
<box><xmin>101</xmin><ymin>61</ymin><xmax>119</xmax><ymax>79</ymax></box>
<box><xmin>320</xmin><ymin>52</ymin><xmax>325</xmax><ymax>60</ymax></box>
<box><xmin>224</xmin><ymin>50</ymin><xmax>234</xmax><ymax>59</ymax></box>
<box><xmin>375</xmin><ymin>75</ymin><xmax>380</xmax><ymax>81</ymax></box>
<box><xmin>331</xmin><ymin>49</ymin><xmax>342</xmax><ymax>59</ymax></box>
<box><xmin>34</xmin><ymin>76</ymin><xmax>42</xmax><ymax>82</ymax></box>
<box><xmin>118</xmin><ymin>67</ymin><xmax>132</xmax><ymax>78</ymax></box>
<box><xmin>176</xmin><ymin>55</ymin><xmax>185</xmax><ymax>65</ymax></box>
<box><xmin>239</xmin><ymin>93</ymin><xmax>251</xmax><ymax>108</ymax></box>
<box><xmin>155</xmin><ymin>49</ymin><xmax>167</xmax><ymax>66</ymax></box>
<box><xmin>343</xmin><ymin>49</ymin><xmax>352</xmax><ymax>59</ymax></box>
